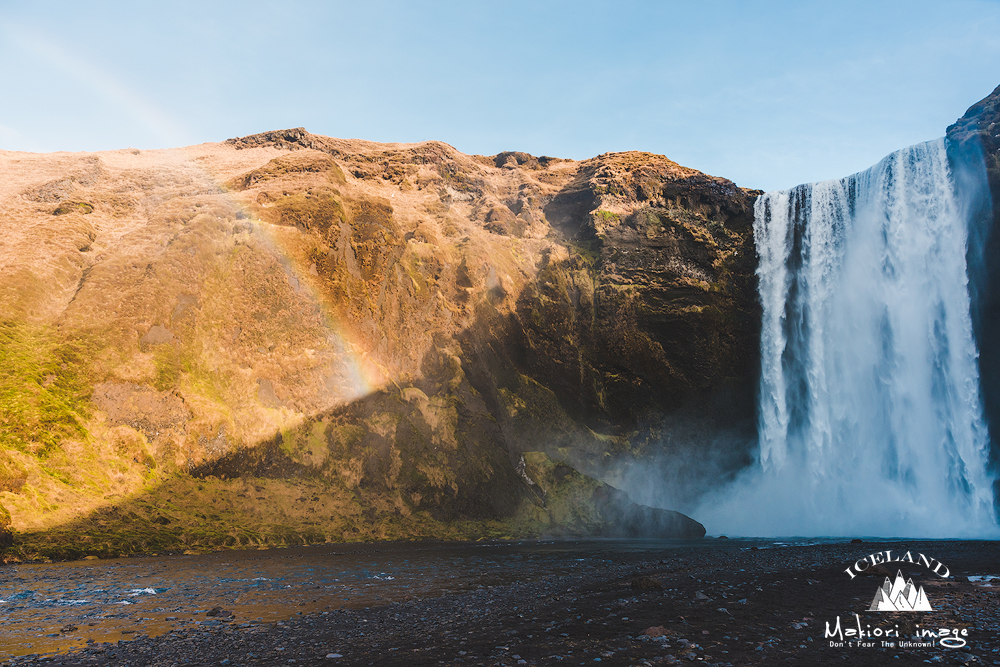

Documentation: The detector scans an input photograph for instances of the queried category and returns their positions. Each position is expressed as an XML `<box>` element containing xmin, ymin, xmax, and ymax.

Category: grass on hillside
<box><xmin>0</xmin><ymin>321</ymin><xmax>93</xmax><ymax>456</ymax></box>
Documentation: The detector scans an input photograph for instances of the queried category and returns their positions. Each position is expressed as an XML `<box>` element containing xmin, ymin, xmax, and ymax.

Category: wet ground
<box><xmin>1</xmin><ymin>539</ymin><xmax>998</xmax><ymax>665</ymax></box>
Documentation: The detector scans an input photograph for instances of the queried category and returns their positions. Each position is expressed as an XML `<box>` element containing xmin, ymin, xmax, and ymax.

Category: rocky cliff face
<box><xmin>0</xmin><ymin>131</ymin><xmax>758</xmax><ymax>557</ymax></box>
<box><xmin>948</xmin><ymin>84</ymin><xmax>1000</xmax><ymax>508</ymax></box>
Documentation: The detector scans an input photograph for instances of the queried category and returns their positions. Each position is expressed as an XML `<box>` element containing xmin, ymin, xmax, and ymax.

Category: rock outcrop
<box><xmin>948</xmin><ymin>84</ymin><xmax>1000</xmax><ymax>508</ymax></box>
<box><xmin>516</xmin><ymin>452</ymin><xmax>706</xmax><ymax>539</ymax></box>
<box><xmin>0</xmin><ymin>131</ymin><xmax>756</xmax><ymax>558</ymax></box>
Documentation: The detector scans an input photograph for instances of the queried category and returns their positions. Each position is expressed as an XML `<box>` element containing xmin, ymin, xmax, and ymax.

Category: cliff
<box><xmin>948</xmin><ymin>84</ymin><xmax>1000</xmax><ymax>509</ymax></box>
<box><xmin>0</xmin><ymin>130</ymin><xmax>759</xmax><ymax>558</ymax></box>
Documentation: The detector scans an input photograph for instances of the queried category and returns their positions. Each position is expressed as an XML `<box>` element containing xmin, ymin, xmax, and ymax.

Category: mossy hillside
<box><xmin>0</xmin><ymin>324</ymin><xmax>176</xmax><ymax>541</ymax></box>
<box><xmin>0</xmin><ymin>422</ymin><xmax>169</xmax><ymax>557</ymax></box>
<box><xmin>227</xmin><ymin>151</ymin><xmax>347</xmax><ymax>191</ymax></box>
<box><xmin>0</xmin><ymin>136</ymin><xmax>756</xmax><ymax>558</ymax></box>
<box><xmin>3</xmin><ymin>474</ymin><xmax>524</xmax><ymax>563</ymax></box>
<box><xmin>193</xmin><ymin>360</ymin><xmax>524</xmax><ymax>523</ymax></box>
<box><xmin>0</xmin><ymin>150</ymin><xmax>523</xmax><ymax>558</ymax></box>
<box><xmin>4</xmin><ymin>446</ymin><xmax>647</xmax><ymax>562</ymax></box>
<box><xmin>3</xmin><ymin>368</ymin><xmax>536</xmax><ymax>563</ymax></box>
<box><xmin>511</xmin><ymin>451</ymin><xmax>609</xmax><ymax>536</ymax></box>
<box><xmin>0</xmin><ymin>189</ymin><xmax>354</xmax><ymax>549</ymax></box>
<box><xmin>0</xmin><ymin>321</ymin><xmax>93</xmax><ymax>454</ymax></box>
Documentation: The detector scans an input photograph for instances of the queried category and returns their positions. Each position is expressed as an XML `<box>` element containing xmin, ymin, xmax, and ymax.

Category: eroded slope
<box><xmin>0</xmin><ymin>131</ymin><xmax>756</xmax><ymax>556</ymax></box>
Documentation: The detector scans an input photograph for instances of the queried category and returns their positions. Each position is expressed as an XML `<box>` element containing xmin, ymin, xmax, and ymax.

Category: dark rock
<box><xmin>947</xmin><ymin>83</ymin><xmax>1000</xmax><ymax>515</ymax></box>
<box><xmin>484</xmin><ymin>206</ymin><xmax>520</xmax><ymax>236</ymax></box>
<box><xmin>525</xmin><ymin>153</ymin><xmax>760</xmax><ymax>429</ymax></box>
<box><xmin>630</xmin><ymin>576</ymin><xmax>663</xmax><ymax>590</ymax></box>
<box><xmin>517</xmin><ymin>452</ymin><xmax>703</xmax><ymax>538</ymax></box>
<box><xmin>593</xmin><ymin>486</ymin><xmax>705</xmax><ymax>539</ymax></box>
<box><xmin>226</xmin><ymin>128</ymin><xmax>320</xmax><ymax>152</ymax></box>
<box><xmin>493</xmin><ymin>151</ymin><xmax>540</xmax><ymax>169</ymax></box>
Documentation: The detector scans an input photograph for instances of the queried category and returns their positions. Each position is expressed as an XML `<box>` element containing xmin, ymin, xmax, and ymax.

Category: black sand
<box><xmin>3</xmin><ymin>540</ymin><xmax>998</xmax><ymax>666</ymax></box>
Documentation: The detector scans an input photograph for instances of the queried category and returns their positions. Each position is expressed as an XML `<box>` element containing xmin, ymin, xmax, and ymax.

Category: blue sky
<box><xmin>1</xmin><ymin>0</ymin><xmax>999</xmax><ymax>191</ymax></box>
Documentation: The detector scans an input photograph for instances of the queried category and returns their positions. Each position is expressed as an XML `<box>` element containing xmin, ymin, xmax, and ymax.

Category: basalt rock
<box><xmin>592</xmin><ymin>485</ymin><xmax>706</xmax><ymax>539</ymax></box>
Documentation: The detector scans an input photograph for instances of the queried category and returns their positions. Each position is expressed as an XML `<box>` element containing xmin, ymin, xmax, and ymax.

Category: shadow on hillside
<box><xmin>0</xmin><ymin>169</ymin><xmax>763</xmax><ymax>561</ymax></box>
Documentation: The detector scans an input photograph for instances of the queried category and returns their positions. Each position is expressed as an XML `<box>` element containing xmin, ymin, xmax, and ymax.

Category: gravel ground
<box><xmin>3</xmin><ymin>540</ymin><xmax>998</xmax><ymax>666</ymax></box>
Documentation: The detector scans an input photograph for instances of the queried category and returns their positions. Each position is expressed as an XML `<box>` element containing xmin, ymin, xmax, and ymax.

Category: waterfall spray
<box><xmin>698</xmin><ymin>138</ymin><xmax>998</xmax><ymax>536</ymax></box>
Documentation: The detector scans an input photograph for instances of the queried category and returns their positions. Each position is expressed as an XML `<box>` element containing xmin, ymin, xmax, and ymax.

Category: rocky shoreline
<box><xmin>3</xmin><ymin>539</ymin><xmax>997</xmax><ymax>666</ymax></box>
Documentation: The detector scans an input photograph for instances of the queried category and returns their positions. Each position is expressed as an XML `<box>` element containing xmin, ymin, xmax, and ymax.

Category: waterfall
<box><xmin>699</xmin><ymin>138</ymin><xmax>998</xmax><ymax>536</ymax></box>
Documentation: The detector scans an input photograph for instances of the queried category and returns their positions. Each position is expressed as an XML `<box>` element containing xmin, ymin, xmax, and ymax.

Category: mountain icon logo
<box><xmin>868</xmin><ymin>570</ymin><xmax>933</xmax><ymax>611</ymax></box>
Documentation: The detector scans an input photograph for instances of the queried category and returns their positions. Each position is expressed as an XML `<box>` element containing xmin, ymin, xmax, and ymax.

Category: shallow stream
<box><xmin>0</xmin><ymin>537</ymin><xmax>830</xmax><ymax>658</ymax></box>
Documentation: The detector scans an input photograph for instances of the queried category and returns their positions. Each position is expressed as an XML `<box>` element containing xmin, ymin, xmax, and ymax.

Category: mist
<box><xmin>615</xmin><ymin>138</ymin><xmax>1000</xmax><ymax>538</ymax></box>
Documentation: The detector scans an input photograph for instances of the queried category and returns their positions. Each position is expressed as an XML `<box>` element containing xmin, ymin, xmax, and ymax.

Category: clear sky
<box><xmin>1</xmin><ymin>0</ymin><xmax>999</xmax><ymax>191</ymax></box>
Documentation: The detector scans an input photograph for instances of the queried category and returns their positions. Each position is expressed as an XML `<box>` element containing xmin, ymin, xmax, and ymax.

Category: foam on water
<box><xmin>697</xmin><ymin>139</ymin><xmax>999</xmax><ymax>537</ymax></box>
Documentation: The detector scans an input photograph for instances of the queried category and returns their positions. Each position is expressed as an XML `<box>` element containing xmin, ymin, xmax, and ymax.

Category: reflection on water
<box><xmin>0</xmin><ymin>537</ymin><xmax>813</xmax><ymax>658</ymax></box>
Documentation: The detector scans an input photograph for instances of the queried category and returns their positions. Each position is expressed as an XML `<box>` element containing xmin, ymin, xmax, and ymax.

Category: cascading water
<box><xmin>697</xmin><ymin>138</ymin><xmax>999</xmax><ymax>536</ymax></box>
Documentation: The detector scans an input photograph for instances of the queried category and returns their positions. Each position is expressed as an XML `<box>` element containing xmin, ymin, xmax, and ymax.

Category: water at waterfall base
<box><xmin>696</xmin><ymin>138</ymin><xmax>999</xmax><ymax>538</ymax></box>
<box><xmin>2</xmin><ymin>539</ymin><xmax>997</xmax><ymax>665</ymax></box>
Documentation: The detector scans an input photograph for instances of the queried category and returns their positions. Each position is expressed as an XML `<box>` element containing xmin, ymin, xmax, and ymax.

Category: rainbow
<box><xmin>4</xmin><ymin>23</ymin><xmax>388</xmax><ymax>404</ymax></box>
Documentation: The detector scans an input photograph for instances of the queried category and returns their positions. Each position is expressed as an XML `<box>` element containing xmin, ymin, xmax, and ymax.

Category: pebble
<box><xmin>3</xmin><ymin>541</ymin><xmax>997</xmax><ymax>667</ymax></box>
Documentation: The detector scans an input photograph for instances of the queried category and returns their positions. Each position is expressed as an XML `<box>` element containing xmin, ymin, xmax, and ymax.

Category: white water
<box><xmin>697</xmin><ymin>139</ymin><xmax>999</xmax><ymax>537</ymax></box>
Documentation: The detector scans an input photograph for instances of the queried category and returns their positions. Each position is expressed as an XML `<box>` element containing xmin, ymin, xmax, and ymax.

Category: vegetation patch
<box><xmin>593</xmin><ymin>209</ymin><xmax>619</xmax><ymax>224</ymax></box>
<box><xmin>53</xmin><ymin>201</ymin><xmax>94</xmax><ymax>215</ymax></box>
<box><xmin>0</xmin><ymin>472</ymin><xmax>532</xmax><ymax>562</ymax></box>
<box><xmin>228</xmin><ymin>152</ymin><xmax>346</xmax><ymax>191</ymax></box>
<box><xmin>254</xmin><ymin>189</ymin><xmax>347</xmax><ymax>235</ymax></box>
<box><xmin>0</xmin><ymin>322</ymin><xmax>93</xmax><ymax>454</ymax></box>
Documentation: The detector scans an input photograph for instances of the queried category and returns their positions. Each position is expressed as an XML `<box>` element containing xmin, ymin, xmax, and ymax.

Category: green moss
<box><xmin>229</xmin><ymin>154</ymin><xmax>347</xmax><ymax>190</ymax></box>
<box><xmin>513</xmin><ymin>452</ymin><xmax>606</xmax><ymax>536</ymax></box>
<box><xmin>0</xmin><ymin>453</ymin><xmax>27</xmax><ymax>492</ymax></box>
<box><xmin>151</xmin><ymin>337</ymin><xmax>233</xmax><ymax>420</ymax></box>
<box><xmin>279</xmin><ymin>428</ymin><xmax>296</xmax><ymax>457</ymax></box>
<box><xmin>307</xmin><ymin>420</ymin><xmax>327</xmax><ymax>451</ymax></box>
<box><xmin>2</xmin><ymin>471</ymin><xmax>539</xmax><ymax>561</ymax></box>
<box><xmin>259</xmin><ymin>189</ymin><xmax>346</xmax><ymax>234</ymax></box>
<box><xmin>398</xmin><ymin>253</ymin><xmax>430</xmax><ymax>297</ymax></box>
<box><xmin>0</xmin><ymin>322</ymin><xmax>93</xmax><ymax>454</ymax></box>
<box><xmin>329</xmin><ymin>424</ymin><xmax>366</xmax><ymax>453</ymax></box>
<box><xmin>152</xmin><ymin>344</ymin><xmax>184</xmax><ymax>391</ymax></box>
<box><xmin>707</xmin><ymin>219</ymin><xmax>731</xmax><ymax>241</ymax></box>
<box><xmin>634</xmin><ymin>210</ymin><xmax>664</xmax><ymax>237</ymax></box>
<box><xmin>53</xmin><ymin>201</ymin><xmax>94</xmax><ymax>216</ymax></box>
